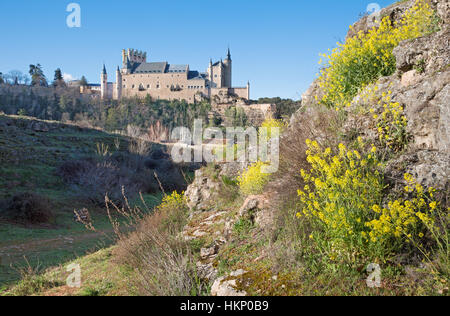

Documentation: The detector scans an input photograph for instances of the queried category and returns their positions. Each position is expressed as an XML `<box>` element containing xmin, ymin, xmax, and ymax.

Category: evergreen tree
<box><xmin>79</xmin><ymin>76</ymin><xmax>88</xmax><ymax>87</ymax></box>
<box><xmin>29</xmin><ymin>64</ymin><xmax>48</xmax><ymax>86</ymax></box>
<box><xmin>54</xmin><ymin>68</ymin><xmax>63</xmax><ymax>81</ymax></box>
<box><xmin>53</xmin><ymin>68</ymin><xmax>66</xmax><ymax>87</ymax></box>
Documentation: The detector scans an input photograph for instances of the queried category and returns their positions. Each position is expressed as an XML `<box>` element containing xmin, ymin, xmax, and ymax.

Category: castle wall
<box><xmin>120</xmin><ymin>72</ymin><xmax>208</xmax><ymax>102</ymax></box>
<box><xmin>210</xmin><ymin>87</ymin><xmax>249</xmax><ymax>101</ymax></box>
<box><xmin>229</xmin><ymin>87</ymin><xmax>249</xmax><ymax>100</ymax></box>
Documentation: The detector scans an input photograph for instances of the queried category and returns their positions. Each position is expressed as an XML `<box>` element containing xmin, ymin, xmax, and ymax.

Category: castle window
<box><xmin>132</xmin><ymin>84</ymin><xmax>135</xmax><ymax>89</ymax></box>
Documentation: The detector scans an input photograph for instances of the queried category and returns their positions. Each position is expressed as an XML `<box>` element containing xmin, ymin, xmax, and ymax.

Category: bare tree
<box><xmin>4</xmin><ymin>70</ymin><xmax>29</xmax><ymax>85</ymax></box>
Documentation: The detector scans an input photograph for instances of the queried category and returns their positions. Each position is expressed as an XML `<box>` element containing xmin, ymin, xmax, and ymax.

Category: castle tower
<box><xmin>208</xmin><ymin>59</ymin><xmax>213</xmax><ymax>82</ymax></box>
<box><xmin>247</xmin><ymin>81</ymin><xmax>250</xmax><ymax>100</ymax></box>
<box><xmin>223</xmin><ymin>47</ymin><xmax>232</xmax><ymax>88</ymax></box>
<box><xmin>115</xmin><ymin>66</ymin><xmax>122</xmax><ymax>100</ymax></box>
<box><xmin>101</xmin><ymin>64</ymin><xmax>107</xmax><ymax>99</ymax></box>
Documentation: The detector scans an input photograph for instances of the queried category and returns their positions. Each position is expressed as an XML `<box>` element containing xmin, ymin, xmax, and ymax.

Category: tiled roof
<box><xmin>167</xmin><ymin>64</ymin><xmax>188</xmax><ymax>73</ymax></box>
<box><xmin>188</xmin><ymin>71</ymin><xmax>207</xmax><ymax>80</ymax></box>
<box><xmin>133</xmin><ymin>62</ymin><xmax>168</xmax><ymax>74</ymax></box>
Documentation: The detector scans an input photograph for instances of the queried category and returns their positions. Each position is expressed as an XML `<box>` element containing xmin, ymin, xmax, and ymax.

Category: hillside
<box><xmin>2</xmin><ymin>0</ymin><xmax>449</xmax><ymax>296</ymax></box>
<box><xmin>0</xmin><ymin>114</ymin><xmax>188</xmax><ymax>287</ymax></box>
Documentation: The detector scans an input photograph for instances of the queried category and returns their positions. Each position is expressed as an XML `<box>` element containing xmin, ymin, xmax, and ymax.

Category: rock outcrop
<box><xmin>185</xmin><ymin>169</ymin><xmax>221</xmax><ymax>212</ymax></box>
<box><xmin>182</xmin><ymin>0</ymin><xmax>450</xmax><ymax>296</ymax></box>
<box><xmin>210</xmin><ymin>269</ymin><xmax>248</xmax><ymax>297</ymax></box>
<box><xmin>298</xmin><ymin>0</ymin><xmax>450</xmax><ymax>197</ymax></box>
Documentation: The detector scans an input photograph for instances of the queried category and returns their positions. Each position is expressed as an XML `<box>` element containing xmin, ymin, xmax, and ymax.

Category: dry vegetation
<box><xmin>110</xmin><ymin>192</ymin><xmax>208</xmax><ymax>296</ymax></box>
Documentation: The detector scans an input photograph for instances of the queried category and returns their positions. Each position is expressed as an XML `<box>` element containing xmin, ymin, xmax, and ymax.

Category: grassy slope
<box><xmin>0</xmin><ymin>114</ymin><xmax>162</xmax><ymax>286</ymax></box>
<box><xmin>1</xmin><ymin>247</ymin><xmax>132</xmax><ymax>296</ymax></box>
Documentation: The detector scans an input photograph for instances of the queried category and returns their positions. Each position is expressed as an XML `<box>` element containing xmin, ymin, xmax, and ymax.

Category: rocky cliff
<box><xmin>182</xmin><ymin>0</ymin><xmax>449</xmax><ymax>296</ymax></box>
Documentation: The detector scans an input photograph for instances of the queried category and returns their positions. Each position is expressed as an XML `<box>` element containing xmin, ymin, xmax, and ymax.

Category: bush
<box><xmin>238</xmin><ymin>161</ymin><xmax>272</xmax><ymax>196</ymax></box>
<box><xmin>58</xmin><ymin>159</ymin><xmax>146</xmax><ymax>205</ymax></box>
<box><xmin>1</xmin><ymin>193</ymin><xmax>54</xmax><ymax>224</ymax></box>
<box><xmin>370</xmin><ymin>90</ymin><xmax>409</xmax><ymax>152</ymax></box>
<box><xmin>268</xmin><ymin>105</ymin><xmax>340</xmax><ymax>201</ymax></box>
<box><xmin>317</xmin><ymin>0</ymin><xmax>438</xmax><ymax>110</ymax></box>
<box><xmin>297</xmin><ymin>139</ymin><xmax>445</xmax><ymax>263</ymax></box>
<box><xmin>57</xmin><ymin>153</ymin><xmax>189</xmax><ymax>205</ymax></box>
<box><xmin>112</xmin><ymin>192</ymin><xmax>208</xmax><ymax>296</ymax></box>
<box><xmin>259</xmin><ymin>117</ymin><xmax>287</xmax><ymax>141</ymax></box>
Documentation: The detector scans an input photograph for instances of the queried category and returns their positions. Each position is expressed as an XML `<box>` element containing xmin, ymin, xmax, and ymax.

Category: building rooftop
<box><xmin>188</xmin><ymin>71</ymin><xmax>207</xmax><ymax>80</ymax></box>
<box><xmin>167</xmin><ymin>64</ymin><xmax>188</xmax><ymax>73</ymax></box>
<box><xmin>133</xmin><ymin>62</ymin><xmax>168</xmax><ymax>74</ymax></box>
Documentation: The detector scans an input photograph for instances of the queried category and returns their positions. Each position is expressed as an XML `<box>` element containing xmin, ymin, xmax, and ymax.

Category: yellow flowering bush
<box><xmin>317</xmin><ymin>0</ymin><xmax>437</xmax><ymax>110</ymax></box>
<box><xmin>157</xmin><ymin>191</ymin><xmax>186</xmax><ymax>212</ymax></box>
<box><xmin>298</xmin><ymin>140</ymin><xmax>444</xmax><ymax>261</ymax></box>
<box><xmin>366</xmin><ymin>174</ymin><xmax>440</xmax><ymax>246</ymax></box>
<box><xmin>260</xmin><ymin>117</ymin><xmax>287</xmax><ymax>141</ymax></box>
<box><xmin>156</xmin><ymin>191</ymin><xmax>188</xmax><ymax>233</ymax></box>
<box><xmin>238</xmin><ymin>161</ymin><xmax>271</xmax><ymax>196</ymax></box>
<box><xmin>236</xmin><ymin>117</ymin><xmax>285</xmax><ymax>196</ymax></box>
<box><xmin>370</xmin><ymin>90</ymin><xmax>409</xmax><ymax>151</ymax></box>
<box><xmin>298</xmin><ymin>139</ymin><xmax>384</xmax><ymax>257</ymax></box>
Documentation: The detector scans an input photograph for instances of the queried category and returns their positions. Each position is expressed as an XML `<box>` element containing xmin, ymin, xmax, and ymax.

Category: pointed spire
<box><xmin>227</xmin><ymin>46</ymin><xmax>231</xmax><ymax>60</ymax></box>
<box><xmin>102</xmin><ymin>64</ymin><xmax>107</xmax><ymax>75</ymax></box>
<box><xmin>117</xmin><ymin>65</ymin><xmax>120</xmax><ymax>72</ymax></box>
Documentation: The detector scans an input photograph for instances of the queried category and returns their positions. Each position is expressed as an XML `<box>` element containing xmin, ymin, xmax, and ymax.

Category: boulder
<box><xmin>238</xmin><ymin>195</ymin><xmax>274</xmax><ymax>229</ymax></box>
<box><xmin>185</xmin><ymin>169</ymin><xmax>220</xmax><ymax>211</ymax></box>
<box><xmin>210</xmin><ymin>269</ymin><xmax>247</xmax><ymax>296</ymax></box>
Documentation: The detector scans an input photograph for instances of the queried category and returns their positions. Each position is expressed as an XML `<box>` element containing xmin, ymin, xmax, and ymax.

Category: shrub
<box><xmin>370</xmin><ymin>90</ymin><xmax>409</xmax><ymax>152</ymax></box>
<box><xmin>238</xmin><ymin>161</ymin><xmax>272</xmax><ymax>196</ymax></box>
<box><xmin>260</xmin><ymin>117</ymin><xmax>287</xmax><ymax>141</ymax></box>
<box><xmin>365</xmin><ymin>174</ymin><xmax>448</xmax><ymax>266</ymax></box>
<box><xmin>267</xmin><ymin>105</ymin><xmax>340</xmax><ymax>202</ymax></box>
<box><xmin>298</xmin><ymin>140</ymin><xmax>384</xmax><ymax>260</ymax></box>
<box><xmin>8</xmin><ymin>263</ymin><xmax>62</xmax><ymax>296</ymax></box>
<box><xmin>236</xmin><ymin>117</ymin><xmax>287</xmax><ymax>197</ymax></box>
<box><xmin>317</xmin><ymin>0</ymin><xmax>438</xmax><ymax>110</ymax></box>
<box><xmin>297</xmin><ymin>139</ymin><xmax>445</xmax><ymax>263</ymax></box>
<box><xmin>112</xmin><ymin>191</ymin><xmax>207</xmax><ymax>296</ymax></box>
<box><xmin>1</xmin><ymin>193</ymin><xmax>54</xmax><ymax>224</ymax></box>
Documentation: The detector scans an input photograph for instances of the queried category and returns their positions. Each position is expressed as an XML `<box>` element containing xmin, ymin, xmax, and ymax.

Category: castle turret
<box><xmin>101</xmin><ymin>64</ymin><xmax>108</xmax><ymax>99</ymax></box>
<box><xmin>223</xmin><ymin>48</ymin><xmax>232</xmax><ymax>88</ymax></box>
<box><xmin>247</xmin><ymin>81</ymin><xmax>250</xmax><ymax>100</ymax></box>
<box><xmin>208</xmin><ymin>59</ymin><xmax>213</xmax><ymax>82</ymax></box>
<box><xmin>115</xmin><ymin>66</ymin><xmax>122</xmax><ymax>100</ymax></box>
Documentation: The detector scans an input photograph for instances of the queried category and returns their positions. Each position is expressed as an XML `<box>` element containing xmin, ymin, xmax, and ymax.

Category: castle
<box><xmin>99</xmin><ymin>48</ymin><xmax>250</xmax><ymax>103</ymax></box>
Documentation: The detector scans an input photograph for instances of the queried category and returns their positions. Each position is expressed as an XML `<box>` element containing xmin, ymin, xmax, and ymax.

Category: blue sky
<box><xmin>0</xmin><ymin>0</ymin><xmax>395</xmax><ymax>100</ymax></box>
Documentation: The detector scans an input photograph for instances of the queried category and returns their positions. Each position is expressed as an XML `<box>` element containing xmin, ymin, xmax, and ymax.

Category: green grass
<box><xmin>0</xmin><ymin>114</ymin><xmax>164</xmax><ymax>286</ymax></box>
<box><xmin>1</xmin><ymin>247</ymin><xmax>134</xmax><ymax>296</ymax></box>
